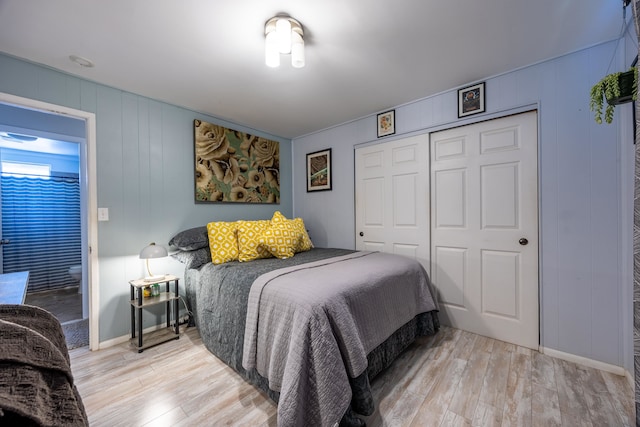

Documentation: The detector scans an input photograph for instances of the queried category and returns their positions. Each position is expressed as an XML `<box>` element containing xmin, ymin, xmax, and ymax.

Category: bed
<box><xmin>0</xmin><ymin>304</ymin><xmax>88</xmax><ymax>426</ymax></box>
<box><xmin>171</xmin><ymin>225</ymin><xmax>439</xmax><ymax>427</ymax></box>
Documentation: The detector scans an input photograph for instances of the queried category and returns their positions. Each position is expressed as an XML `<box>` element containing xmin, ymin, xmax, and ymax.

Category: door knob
<box><xmin>359</xmin><ymin>232</ymin><xmax>364</xmax><ymax>237</ymax></box>
<box><xmin>519</xmin><ymin>238</ymin><xmax>528</xmax><ymax>246</ymax></box>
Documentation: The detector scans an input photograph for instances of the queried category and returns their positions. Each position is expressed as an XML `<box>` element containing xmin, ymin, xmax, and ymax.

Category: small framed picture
<box><xmin>306</xmin><ymin>148</ymin><xmax>332</xmax><ymax>192</ymax></box>
<box><xmin>458</xmin><ymin>82</ymin><xmax>486</xmax><ymax>118</ymax></box>
<box><xmin>377</xmin><ymin>110</ymin><xmax>395</xmax><ymax>138</ymax></box>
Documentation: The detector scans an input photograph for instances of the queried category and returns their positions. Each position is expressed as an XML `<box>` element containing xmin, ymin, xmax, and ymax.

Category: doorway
<box><xmin>0</xmin><ymin>92</ymin><xmax>99</xmax><ymax>350</ymax></box>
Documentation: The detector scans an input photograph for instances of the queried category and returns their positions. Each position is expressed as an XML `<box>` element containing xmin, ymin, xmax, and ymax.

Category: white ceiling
<box><xmin>0</xmin><ymin>0</ymin><xmax>627</xmax><ymax>139</ymax></box>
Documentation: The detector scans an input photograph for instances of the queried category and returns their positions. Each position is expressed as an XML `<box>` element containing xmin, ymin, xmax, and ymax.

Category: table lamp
<box><xmin>139</xmin><ymin>242</ymin><xmax>168</xmax><ymax>282</ymax></box>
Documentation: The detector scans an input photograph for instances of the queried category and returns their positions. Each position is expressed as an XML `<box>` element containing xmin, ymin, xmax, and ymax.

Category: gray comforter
<box><xmin>184</xmin><ymin>248</ymin><xmax>438</xmax><ymax>426</ymax></box>
<box><xmin>242</xmin><ymin>251</ymin><xmax>438</xmax><ymax>427</ymax></box>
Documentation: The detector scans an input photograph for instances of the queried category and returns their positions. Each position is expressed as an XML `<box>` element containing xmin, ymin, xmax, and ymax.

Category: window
<box><xmin>1</xmin><ymin>161</ymin><xmax>51</xmax><ymax>178</ymax></box>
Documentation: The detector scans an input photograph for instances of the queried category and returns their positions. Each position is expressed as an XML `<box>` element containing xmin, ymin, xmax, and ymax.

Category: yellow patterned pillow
<box><xmin>261</xmin><ymin>214</ymin><xmax>301</xmax><ymax>259</ymax></box>
<box><xmin>236</xmin><ymin>220</ymin><xmax>273</xmax><ymax>262</ymax></box>
<box><xmin>262</xmin><ymin>211</ymin><xmax>314</xmax><ymax>257</ymax></box>
<box><xmin>291</xmin><ymin>217</ymin><xmax>314</xmax><ymax>252</ymax></box>
<box><xmin>206</xmin><ymin>221</ymin><xmax>238</xmax><ymax>265</ymax></box>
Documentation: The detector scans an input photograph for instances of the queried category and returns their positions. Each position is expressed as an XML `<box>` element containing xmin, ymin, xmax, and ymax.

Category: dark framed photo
<box><xmin>377</xmin><ymin>110</ymin><xmax>395</xmax><ymax>138</ymax></box>
<box><xmin>458</xmin><ymin>82</ymin><xmax>486</xmax><ymax>118</ymax></box>
<box><xmin>306</xmin><ymin>148</ymin><xmax>332</xmax><ymax>192</ymax></box>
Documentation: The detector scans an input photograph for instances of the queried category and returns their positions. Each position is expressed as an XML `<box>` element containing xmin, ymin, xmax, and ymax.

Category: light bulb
<box><xmin>276</xmin><ymin>18</ymin><xmax>292</xmax><ymax>54</ymax></box>
<box><xmin>291</xmin><ymin>31</ymin><xmax>305</xmax><ymax>68</ymax></box>
<box><xmin>265</xmin><ymin>30</ymin><xmax>280</xmax><ymax>67</ymax></box>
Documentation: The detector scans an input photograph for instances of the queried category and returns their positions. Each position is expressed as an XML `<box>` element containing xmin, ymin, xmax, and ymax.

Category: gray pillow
<box><xmin>171</xmin><ymin>247</ymin><xmax>211</xmax><ymax>270</ymax></box>
<box><xmin>168</xmin><ymin>226</ymin><xmax>208</xmax><ymax>251</ymax></box>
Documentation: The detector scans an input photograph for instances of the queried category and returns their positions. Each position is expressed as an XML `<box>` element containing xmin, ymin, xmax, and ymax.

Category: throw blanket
<box><xmin>0</xmin><ymin>304</ymin><xmax>88</xmax><ymax>426</ymax></box>
<box><xmin>243</xmin><ymin>251</ymin><xmax>438</xmax><ymax>427</ymax></box>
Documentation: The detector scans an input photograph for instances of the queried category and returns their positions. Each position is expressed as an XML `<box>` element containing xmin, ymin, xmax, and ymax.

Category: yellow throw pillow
<box><xmin>291</xmin><ymin>217</ymin><xmax>314</xmax><ymax>252</ymax></box>
<box><xmin>263</xmin><ymin>211</ymin><xmax>314</xmax><ymax>257</ymax></box>
<box><xmin>206</xmin><ymin>221</ymin><xmax>239</xmax><ymax>265</ymax></box>
<box><xmin>261</xmin><ymin>215</ymin><xmax>301</xmax><ymax>259</ymax></box>
<box><xmin>236</xmin><ymin>220</ymin><xmax>273</xmax><ymax>262</ymax></box>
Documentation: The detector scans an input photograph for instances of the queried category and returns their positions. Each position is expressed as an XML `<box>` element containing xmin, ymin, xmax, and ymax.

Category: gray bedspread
<box><xmin>185</xmin><ymin>249</ymin><xmax>356</xmax><ymax>374</ymax></box>
<box><xmin>184</xmin><ymin>248</ymin><xmax>438</xmax><ymax>427</ymax></box>
<box><xmin>242</xmin><ymin>251</ymin><xmax>438</xmax><ymax>427</ymax></box>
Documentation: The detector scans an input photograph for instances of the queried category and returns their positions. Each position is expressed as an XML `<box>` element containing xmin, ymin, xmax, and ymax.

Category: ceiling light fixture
<box><xmin>0</xmin><ymin>132</ymin><xmax>38</xmax><ymax>142</ymax></box>
<box><xmin>69</xmin><ymin>55</ymin><xmax>95</xmax><ymax>68</ymax></box>
<box><xmin>265</xmin><ymin>16</ymin><xmax>305</xmax><ymax>68</ymax></box>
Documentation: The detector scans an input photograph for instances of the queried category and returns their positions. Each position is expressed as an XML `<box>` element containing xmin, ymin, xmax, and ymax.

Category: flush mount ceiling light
<box><xmin>0</xmin><ymin>132</ymin><xmax>38</xmax><ymax>142</ymax></box>
<box><xmin>265</xmin><ymin>16</ymin><xmax>305</xmax><ymax>68</ymax></box>
<box><xmin>69</xmin><ymin>55</ymin><xmax>95</xmax><ymax>68</ymax></box>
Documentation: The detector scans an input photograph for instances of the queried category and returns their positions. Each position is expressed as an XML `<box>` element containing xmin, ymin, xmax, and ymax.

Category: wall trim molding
<box><xmin>98</xmin><ymin>323</ymin><xmax>168</xmax><ymax>349</ymax></box>
<box><xmin>540</xmin><ymin>346</ymin><xmax>625</xmax><ymax>377</ymax></box>
<box><xmin>0</xmin><ymin>91</ymin><xmax>99</xmax><ymax>351</ymax></box>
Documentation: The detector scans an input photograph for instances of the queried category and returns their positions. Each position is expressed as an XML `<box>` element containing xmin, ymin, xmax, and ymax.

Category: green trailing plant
<box><xmin>590</xmin><ymin>67</ymin><xmax>638</xmax><ymax>124</ymax></box>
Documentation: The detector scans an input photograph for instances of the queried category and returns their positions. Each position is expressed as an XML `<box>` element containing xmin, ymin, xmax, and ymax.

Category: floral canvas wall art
<box><xmin>194</xmin><ymin>119</ymin><xmax>280</xmax><ymax>203</ymax></box>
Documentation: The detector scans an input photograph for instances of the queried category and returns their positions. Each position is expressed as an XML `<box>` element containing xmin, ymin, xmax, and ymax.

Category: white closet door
<box><xmin>355</xmin><ymin>134</ymin><xmax>430</xmax><ymax>273</ymax></box>
<box><xmin>430</xmin><ymin>111</ymin><xmax>539</xmax><ymax>349</ymax></box>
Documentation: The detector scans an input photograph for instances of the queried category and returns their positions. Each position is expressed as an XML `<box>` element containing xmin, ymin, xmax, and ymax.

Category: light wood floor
<box><xmin>69</xmin><ymin>325</ymin><xmax>635</xmax><ymax>426</ymax></box>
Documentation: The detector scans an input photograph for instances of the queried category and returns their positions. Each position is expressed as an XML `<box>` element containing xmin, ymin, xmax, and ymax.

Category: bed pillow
<box><xmin>260</xmin><ymin>214</ymin><xmax>302</xmax><ymax>259</ymax></box>
<box><xmin>236</xmin><ymin>220</ymin><xmax>273</xmax><ymax>262</ymax></box>
<box><xmin>171</xmin><ymin>247</ymin><xmax>211</xmax><ymax>270</ymax></box>
<box><xmin>291</xmin><ymin>217</ymin><xmax>314</xmax><ymax>252</ymax></box>
<box><xmin>265</xmin><ymin>211</ymin><xmax>314</xmax><ymax>255</ymax></box>
<box><xmin>168</xmin><ymin>226</ymin><xmax>208</xmax><ymax>251</ymax></box>
<box><xmin>206</xmin><ymin>221</ymin><xmax>239</xmax><ymax>265</ymax></box>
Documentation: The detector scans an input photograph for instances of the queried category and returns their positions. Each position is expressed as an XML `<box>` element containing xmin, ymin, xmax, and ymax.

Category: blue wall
<box><xmin>0</xmin><ymin>33</ymin><xmax>633</xmax><ymax>371</ymax></box>
<box><xmin>293</xmin><ymin>36</ymin><xmax>636</xmax><ymax>372</ymax></box>
<box><xmin>0</xmin><ymin>53</ymin><xmax>293</xmax><ymax>342</ymax></box>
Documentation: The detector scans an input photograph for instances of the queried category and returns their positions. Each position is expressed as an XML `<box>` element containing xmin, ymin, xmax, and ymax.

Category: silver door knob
<box><xmin>519</xmin><ymin>238</ymin><xmax>528</xmax><ymax>245</ymax></box>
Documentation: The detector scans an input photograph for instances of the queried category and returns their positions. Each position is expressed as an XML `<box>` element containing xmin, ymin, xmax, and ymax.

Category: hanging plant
<box><xmin>590</xmin><ymin>67</ymin><xmax>638</xmax><ymax>124</ymax></box>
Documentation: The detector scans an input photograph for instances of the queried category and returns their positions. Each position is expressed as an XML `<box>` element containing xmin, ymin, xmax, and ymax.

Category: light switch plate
<box><xmin>98</xmin><ymin>207</ymin><xmax>109</xmax><ymax>221</ymax></box>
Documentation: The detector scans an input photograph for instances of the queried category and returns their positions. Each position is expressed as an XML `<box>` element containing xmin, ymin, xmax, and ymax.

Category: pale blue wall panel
<box><xmin>79</xmin><ymin>80</ymin><xmax>97</xmax><ymax>114</ymax></box>
<box><xmin>122</xmin><ymin>92</ymin><xmax>142</xmax><ymax>253</ymax></box>
<box><xmin>64</xmin><ymin>76</ymin><xmax>82</xmax><ymax>111</ymax></box>
<box><xmin>537</xmin><ymin>60</ymin><xmax>561</xmax><ymax>353</ymax></box>
<box><xmin>554</xmin><ymin>51</ymin><xmax>593</xmax><ymax>358</ymax></box>
<box><xmin>37</xmin><ymin>68</ymin><xmax>68</xmax><ymax>107</ymax></box>
<box><xmin>0</xmin><ymin>55</ymin><xmax>39</xmax><ymax>99</ymax></box>
<box><xmin>0</xmin><ymin>52</ymin><xmax>293</xmax><ymax>342</ymax></box>
<box><xmin>136</xmin><ymin>98</ymin><xmax>151</xmax><ymax>228</ymax></box>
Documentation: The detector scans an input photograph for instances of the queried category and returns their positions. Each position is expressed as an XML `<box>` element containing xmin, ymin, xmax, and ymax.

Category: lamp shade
<box><xmin>139</xmin><ymin>242</ymin><xmax>168</xmax><ymax>259</ymax></box>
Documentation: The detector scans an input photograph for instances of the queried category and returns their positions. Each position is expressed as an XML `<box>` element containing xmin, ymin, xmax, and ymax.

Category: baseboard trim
<box><xmin>625</xmin><ymin>368</ymin><xmax>635</xmax><ymax>391</ymax></box>
<box><xmin>98</xmin><ymin>323</ymin><xmax>166</xmax><ymax>349</ymax></box>
<box><xmin>540</xmin><ymin>346</ymin><xmax>625</xmax><ymax>376</ymax></box>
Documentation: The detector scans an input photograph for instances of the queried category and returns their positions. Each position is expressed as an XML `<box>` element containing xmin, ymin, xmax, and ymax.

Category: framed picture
<box><xmin>458</xmin><ymin>82</ymin><xmax>486</xmax><ymax>118</ymax></box>
<box><xmin>377</xmin><ymin>110</ymin><xmax>395</xmax><ymax>138</ymax></box>
<box><xmin>194</xmin><ymin>119</ymin><xmax>280</xmax><ymax>203</ymax></box>
<box><xmin>306</xmin><ymin>148</ymin><xmax>332</xmax><ymax>192</ymax></box>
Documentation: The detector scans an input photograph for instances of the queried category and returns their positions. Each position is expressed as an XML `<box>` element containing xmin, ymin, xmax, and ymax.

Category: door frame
<box><xmin>0</xmin><ymin>92</ymin><xmax>100</xmax><ymax>351</ymax></box>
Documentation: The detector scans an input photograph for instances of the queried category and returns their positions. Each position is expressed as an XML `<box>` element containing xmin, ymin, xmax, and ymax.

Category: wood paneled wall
<box><xmin>0</xmin><ymin>53</ymin><xmax>292</xmax><ymax>342</ymax></box>
<box><xmin>293</xmin><ymin>39</ymin><xmax>635</xmax><ymax>370</ymax></box>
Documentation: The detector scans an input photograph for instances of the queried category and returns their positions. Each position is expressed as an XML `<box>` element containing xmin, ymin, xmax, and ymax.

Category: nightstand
<box><xmin>129</xmin><ymin>274</ymin><xmax>180</xmax><ymax>352</ymax></box>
